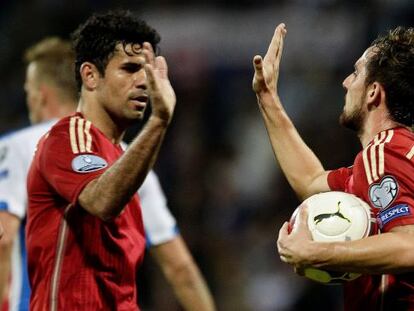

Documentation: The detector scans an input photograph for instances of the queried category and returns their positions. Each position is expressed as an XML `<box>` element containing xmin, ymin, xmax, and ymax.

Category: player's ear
<box><xmin>80</xmin><ymin>62</ymin><xmax>100</xmax><ymax>91</ymax></box>
<box><xmin>37</xmin><ymin>83</ymin><xmax>48</xmax><ymax>108</ymax></box>
<box><xmin>366</xmin><ymin>82</ymin><xmax>383</xmax><ymax>110</ymax></box>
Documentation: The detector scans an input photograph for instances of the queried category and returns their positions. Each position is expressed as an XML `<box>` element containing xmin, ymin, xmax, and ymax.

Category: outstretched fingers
<box><xmin>275</xmin><ymin>27</ymin><xmax>286</xmax><ymax>67</ymax></box>
<box><xmin>143</xmin><ymin>42</ymin><xmax>155</xmax><ymax>67</ymax></box>
<box><xmin>265</xmin><ymin>23</ymin><xmax>286</xmax><ymax>63</ymax></box>
<box><xmin>155</xmin><ymin>56</ymin><xmax>168</xmax><ymax>79</ymax></box>
<box><xmin>144</xmin><ymin>63</ymin><xmax>158</xmax><ymax>92</ymax></box>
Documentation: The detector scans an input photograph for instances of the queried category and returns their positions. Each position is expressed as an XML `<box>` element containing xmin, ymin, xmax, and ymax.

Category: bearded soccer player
<box><xmin>253</xmin><ymin>24</ymin><xmax>414</xmax><ymax>310</ymax></box>
<box><xmin>26</xmin><ymin>11</ymin><xmax>176</xmax><ymax>310</ymax></box>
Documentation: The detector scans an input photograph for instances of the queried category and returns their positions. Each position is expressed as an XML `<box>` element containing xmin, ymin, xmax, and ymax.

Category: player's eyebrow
<box><xmin>354</xmin><ymin>60</ymin><xmax>363</xmax><ymax>71</ymax></box>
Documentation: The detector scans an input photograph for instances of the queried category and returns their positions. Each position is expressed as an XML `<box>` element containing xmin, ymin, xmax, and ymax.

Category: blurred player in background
<box><xmin>0</xmin><ymin>37</ymin><xmax>78</xmax><ymax>310</ymax></box>
<box><xmin>24</xmin><ymin>10</ymin><xmax>177</xmax><ymax>310</ymax></box>
<box><xmin>253</xmin><ymin>24</ymin><xmax>414</xmax><ymax>310</ymax></box>
<box><xmin>0</xmin><ymin>31</ymin><xmax>214</xmax><ymax>311</ymax></box>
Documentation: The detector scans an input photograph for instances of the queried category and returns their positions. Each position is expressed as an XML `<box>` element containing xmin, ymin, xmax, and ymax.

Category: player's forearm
<box><xmin>151</xmin><ymin>237</ymin><xmax>216</xmax><ymax>311</ymax></box>
<box><xmin>0</xmin><ymin>214</ymin><xmax>19</xmax><ymax>304</ymax></box>
<box><xmin>79</xmin><ymin>116</ymin><xmax>169</xmax><ymax>220</ymax></box>
<box><xmin>0</xmin><ymin>241</ymin><xmax>13</xmax><ymax>304</ymax></box>
<box><xmin>168</xmin><ymin>262</ymin><xmax>216</xmax><ymax>311</ymax></box>
<box><xmin>310</xmin><ymin>232</ymin><xmax>414</xmax><ymax>274</ymax></box>
<box><xmin>258</xmin><ymin>95</ymin><xmax>327</xmax><ymax>199</ymax></box>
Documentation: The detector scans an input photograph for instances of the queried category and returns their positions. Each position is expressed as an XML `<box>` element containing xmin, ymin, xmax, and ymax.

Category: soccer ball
<box><xmin>289</xmin><ymin>191</ymin><xmax>372</xmax><ymax>284</ymax></box>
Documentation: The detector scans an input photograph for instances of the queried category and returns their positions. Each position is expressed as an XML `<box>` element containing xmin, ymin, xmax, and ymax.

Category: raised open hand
<box><xmin>252</xmin><ymin>23</ymin><xmax>287</xmax><ymax>101</ymax></box>
<box><xmin>143</xmin><ymin>42</ymin><xmax>176</xmax><ymax>123</ymax></box>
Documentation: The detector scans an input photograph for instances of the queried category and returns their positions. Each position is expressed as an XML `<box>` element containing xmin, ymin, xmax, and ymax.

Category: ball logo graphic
<box><xmin>313</xmin><ymin>201</ymin><xmax>352</xmax><ymax>237</ymax></box>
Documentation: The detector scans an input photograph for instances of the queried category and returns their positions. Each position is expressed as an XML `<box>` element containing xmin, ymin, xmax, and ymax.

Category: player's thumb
<box><xmin>253</xmin><ymin>55</ymin><xmax>263</xmax><ymax>72</ymax></box>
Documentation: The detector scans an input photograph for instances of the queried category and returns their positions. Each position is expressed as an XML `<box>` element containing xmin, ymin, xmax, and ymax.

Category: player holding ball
<box><xmin>253</xmin><ymin>23</ymin><xmax>414</xmax><ymax>310</ymax></box>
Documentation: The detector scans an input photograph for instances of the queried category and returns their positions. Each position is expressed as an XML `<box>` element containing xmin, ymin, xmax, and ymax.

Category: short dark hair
<box><xmin>71</xmin><ymin>10</ymin><xmax>161</xmax><ymax>91</ymax></box>
<box><xmin>366</xmin><ymin>27</ymin><xmax>414</xmax><ymax>126</ymax></box>
<box><xmin>24</xmin><ymin>37</ymin><xmax>78</xmax><ymax>103</ymax></box>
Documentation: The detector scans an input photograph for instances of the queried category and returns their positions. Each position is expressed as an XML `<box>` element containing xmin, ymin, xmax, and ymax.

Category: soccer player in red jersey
<box><xmin>26</xmin><ymin>11</ymin><xmax>176</xmax><ymax>310</ymax></box>
<box><xmin>253</xmin><ymin>24</ymin><xmax>414</xmax><ymax>310</ymax></box>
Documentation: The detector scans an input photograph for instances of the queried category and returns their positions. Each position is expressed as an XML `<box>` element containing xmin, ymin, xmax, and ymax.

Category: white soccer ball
<box><xmin>290</xmin><ymin>191</ymin><xmax>372</xmax><ymax>284</ymax></box>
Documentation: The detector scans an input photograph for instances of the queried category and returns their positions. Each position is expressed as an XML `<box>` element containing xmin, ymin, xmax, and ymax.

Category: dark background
<box><xmin>1</xmin><ymin>0</ymin><xmax>413</xmax><ymax>310</ymax></box>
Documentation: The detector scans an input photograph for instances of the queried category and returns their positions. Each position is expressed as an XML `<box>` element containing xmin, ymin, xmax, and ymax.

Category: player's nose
<box><xmin>342</xmin><ymin>75</ymin><xmax>350</xmax><ymax>91</ymax></box>
<box><xmin>133</xmin><ymin>71</ymin><xmax>147</xmax><ymax>90</ymax></box>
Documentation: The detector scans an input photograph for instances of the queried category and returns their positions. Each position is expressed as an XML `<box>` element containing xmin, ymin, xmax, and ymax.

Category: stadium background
<box><xmin>0</xmin><ymin>0</ymin><xmax>413</xmax><ymax>310</ymax></box>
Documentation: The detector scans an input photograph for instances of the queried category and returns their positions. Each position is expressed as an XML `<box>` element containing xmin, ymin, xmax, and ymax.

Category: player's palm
<box><xmin>147</xmin><ymin>56</ymin><xmax>176</xmax><ymax>122</ymax></box>
<box><xmin>252</xmin><ymin>24</ymin><xmax>286</xmax><ymax>101</ymax></box>
<box><xmin>143</xmin><ymin>42</ymin><xmax>176</xmax><ymax>123</ymax></box>
<box><xmin>252</xmin><ymin>55</ymin><xmax>278</xmax><ymax>95</ymax></box>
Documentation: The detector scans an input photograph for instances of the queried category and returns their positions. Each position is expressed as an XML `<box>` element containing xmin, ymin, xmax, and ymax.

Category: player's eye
<box><xmin>122</xmin><ymin>63</ymin><xmax>142</xmax><ymax>73</ymax></box>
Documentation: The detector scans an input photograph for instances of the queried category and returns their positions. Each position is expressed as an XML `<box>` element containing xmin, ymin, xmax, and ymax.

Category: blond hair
<box><xmin>24</xmin><ymin>37</ymin><xmax>78</xmax><ymax>104</ymax></box>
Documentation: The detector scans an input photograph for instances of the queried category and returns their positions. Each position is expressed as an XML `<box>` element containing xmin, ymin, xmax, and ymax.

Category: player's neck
<box><xmin>359</xmin><ymin>115</ymin><xmax>400</xmax><ymax>147</ymax></box>
<box><xmin>77</xmin><ymin>97</ymin><xmax>125</xmax><ymax>144</ymax></box>
<box><xmin>42</xmin><ymin>100</ymin><xmax>78</xmax><ymax>122</ymax></box>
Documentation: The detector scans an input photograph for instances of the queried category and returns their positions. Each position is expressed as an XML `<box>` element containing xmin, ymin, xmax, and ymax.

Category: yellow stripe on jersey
<box><xmin>84</xmin><ymin>120</ymin><xmax>92</xmax><ymax>152</ymax></box>
<box><xmin>363</xmin><ymin>130</ymin><xmax>393</xmax><ymax>184</ymax></box>
<box><xmin>363</xmin><ymin>145</ymin><xmax>373</xmax><ymax>184</ymax></box>
<box><xmin>378</xmin><ymin>130</ymin><xmax>393</xmax><ymax>177</ymax></box>
<box><xmin>77</xmin><ymin>118</ymin><xmax>86</xmax><ymax>152</ymax></box>
<box><xmin>406</xmin><ymin>144</ymin><xmax>414</xmax><ymax>160</ymax></box>
<box><xmin>69</xmin><ymin>116</ymin><xmax>93</xmax><ymax>154</ymax></box>
<box><xmin>69</xmin><ymin>117</ymin><xmax>79</xmax><ymax>154</ymax></box>
<box><xmin>370</xmin><ymin>131</ymin><xmax>386</xmax><ymax>181</ymax></box>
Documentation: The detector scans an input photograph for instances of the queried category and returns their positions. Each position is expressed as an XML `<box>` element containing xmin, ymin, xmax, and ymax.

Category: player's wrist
<box><xmin>148</xmin><ymin>113</ymin><xmax>172</xmax><ymax>126</ymax></box>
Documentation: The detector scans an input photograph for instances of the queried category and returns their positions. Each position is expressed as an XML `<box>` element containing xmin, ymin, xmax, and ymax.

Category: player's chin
<box><xmin>135</xmin><ymin>108</ymin><xmax>148</xmax><ymax>120</ymax></box>
<box><xmin>127</xmin><ymin>105</ymin><xmax>146</xmax><ymax>120</ymax></box>
<box><xmin>127</xmin><ymin>111</ymin><xmax>145</xmax><ymax>121</ymax></box>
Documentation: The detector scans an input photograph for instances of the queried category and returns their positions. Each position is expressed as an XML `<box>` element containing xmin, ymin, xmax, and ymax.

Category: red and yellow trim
<box><xmin>362</xmin><ymin>130</ymin><xmax>394</xmax><ymax>184</ymax></box>
<box><xmin>69</xmin><ymin>116</ymin><xmax>93</xmax><ymax>154</ymax></box>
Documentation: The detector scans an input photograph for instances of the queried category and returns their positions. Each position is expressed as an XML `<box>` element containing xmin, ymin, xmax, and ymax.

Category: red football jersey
<box><xmin>26</xmin><ymin>113</ymin><xmax>146</xmax><ymax>311</ymax></box>
<box><xmin>328</xmin><ymin>127</ymin><xmax>414</xmax><ymax>310</ymax></box>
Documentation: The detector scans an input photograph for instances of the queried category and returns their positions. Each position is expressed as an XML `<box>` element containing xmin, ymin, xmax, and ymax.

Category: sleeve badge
<box><xmin>368</xmin><ymin>175</ymin><xmax>398</xmax><ymax>209</ymax></box>
<box><xmin>71</xmin><ymin>154</ymin><xmax>108</xmax><ymax>173</ymax></box>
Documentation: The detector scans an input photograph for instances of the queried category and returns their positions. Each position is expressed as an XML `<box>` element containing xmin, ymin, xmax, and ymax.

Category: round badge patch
<box><xmin>368</xmin><ymin>175</ymin><xmax>398</xmax><ymax>209</ymax></box>
<box><xmin>71</xmin><ymin>154</ymin><xmax>108</xmax><ymax>173</ymax></box>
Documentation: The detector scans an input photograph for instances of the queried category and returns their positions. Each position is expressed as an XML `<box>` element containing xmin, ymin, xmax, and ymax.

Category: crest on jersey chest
<box><xmin>368</xmin><ymin>175</ymin><xmax>398</xmax><ymax>209</ymax></box>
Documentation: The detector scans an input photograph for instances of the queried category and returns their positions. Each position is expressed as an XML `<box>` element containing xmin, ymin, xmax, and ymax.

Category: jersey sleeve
<box><xmin>0</xmin><ymin>136</ymin><xmax>27</xmax><ymax>219</ymax></box>
<box><xmin>138</xmin><ymin>170</ymin><xmax>178</xmax><ymax>247</ymax></box>
<box><xmin>327</xmin><ymin>167</ymin><xmax>353</xmax><ymax>192</ymax></box>
<box><xmin>38</xmin><ymin>121</ymin><xmax>108</xmax><ymax>207</ymax></box>
<box><xmin>371</xmin><ymin>143</ymin><xmax>414</xmax><ymax>232</ymax></box>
